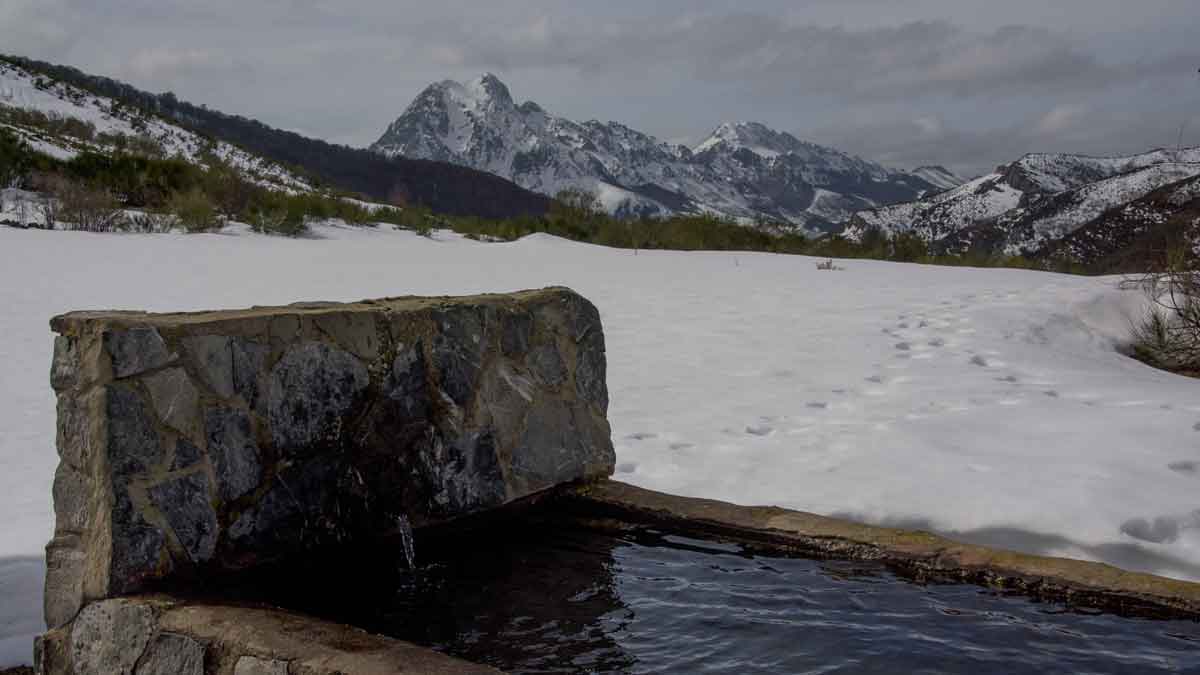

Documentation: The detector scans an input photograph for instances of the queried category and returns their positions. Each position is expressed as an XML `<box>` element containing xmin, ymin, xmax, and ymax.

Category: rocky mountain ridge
<box><xmin>845</xmin><ymin>147</ymin><xmax>1200</xmax><ymax>260</ymax></box>
<box><xmin>371</xmin><ymin>74</ymin><xmax>954</xmax><ymax>233</ymax></box>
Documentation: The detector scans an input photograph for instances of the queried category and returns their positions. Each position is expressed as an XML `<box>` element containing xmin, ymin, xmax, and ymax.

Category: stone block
<box><xmin>133</xmin><ymin>633</ymin><xmax>204</xmax><ymax>675</ymax></box>
<box><xmin>44</xmin><ymin>288</ymin><xmax>613</xmax><ymax>618</ymax></box>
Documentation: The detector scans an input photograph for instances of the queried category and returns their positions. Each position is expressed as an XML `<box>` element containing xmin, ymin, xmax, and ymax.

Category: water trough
<box><xmin>32</xmin><ymin>288</ymin><xmax>1200</xmax><ymax>674</ymax></box>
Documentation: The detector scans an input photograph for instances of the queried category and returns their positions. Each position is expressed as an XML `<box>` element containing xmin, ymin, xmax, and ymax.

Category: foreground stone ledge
<box><xmin>34</xmin><ymin>596</ymin><xmax>500</xmax><ymax>675</ymax></box>
<box><xmin>573</xmin><ymin>480</ymin><xmax>1200</xmax><ymax>619</ymax></box>
<box><xmin>45</xmin><ymin>288</ymin><xmax>614</xmax><ymax>629</ymax></box>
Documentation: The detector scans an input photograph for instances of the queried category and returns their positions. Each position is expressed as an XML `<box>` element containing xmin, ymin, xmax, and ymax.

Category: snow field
<box><xmin>1</xmin><ymin>224</ymin><xmax>1199</xmax><ymax>665</ymax></box>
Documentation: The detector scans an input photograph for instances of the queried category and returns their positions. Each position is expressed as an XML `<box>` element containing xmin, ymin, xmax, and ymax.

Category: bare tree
<box><xmin>31</xmin><ymin>174</ymin><xmax>60</xmax><ymax>230</ymax></box>
<box><xmin>1124</xmin><ymin>245</ymin><xmax>1200</xmax><ymax>372</ymax></box>
<box><xmin>16</xmin><ymin>191</ymin><xmax>31</xmax><ymax>228</ymax></box>
<box><xmin>39</xmin><ymin>174</ymin><xmax>125</xmax><ymax>232</ymax></box>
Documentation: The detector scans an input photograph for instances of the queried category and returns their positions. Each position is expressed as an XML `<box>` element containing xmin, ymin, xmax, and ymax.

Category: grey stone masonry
<box><xmin>44</xmin><ymin>288</ymin><xmax>614</xmax><ymax>630</ymax></box>
<box><xmin>35</xmin><ymin>596</ymin><xmax>500</xmax><ymax>675</ymax></box>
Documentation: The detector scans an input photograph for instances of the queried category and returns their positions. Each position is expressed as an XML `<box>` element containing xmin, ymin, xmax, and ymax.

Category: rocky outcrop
<box><xmin>43</xmin><ymin>287</ymin><xmax>614</xmax><ymax>633</ymax></box>
<box><xmin>34</xmin><ymin>597</ymin><xmax>499</xmax><ymax>675</ymax></box>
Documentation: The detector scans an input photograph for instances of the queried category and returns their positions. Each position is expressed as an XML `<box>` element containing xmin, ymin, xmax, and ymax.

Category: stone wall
<box><xmin>45</xmin><ymin>287</ymin><xmax>613</xmax><ymax>631</ymax></box>
<box><xmin>35</xmin><ymin>596</ymin><xmax>499</xmax><ymax>675</ymax></box>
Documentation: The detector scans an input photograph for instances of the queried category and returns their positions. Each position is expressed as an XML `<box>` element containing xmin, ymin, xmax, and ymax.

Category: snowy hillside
<box><xmin>909</xmin><ymin>165</ymin><xmax>962</xmax><ymax>192</ymax></box>
<box><xmin>1037</xmin><ymin>174</ymin><xmax>1200</xmax><ymax>270</ymax></box>
<box><xmin>1005</xmin><ymin>149</ymin><xmax>1200</xmax><ymax>195</ymax></box>
<box><xmin>3</xmin><ymin>225</ymin><xmax>1200</xmax><ymax>666</ymax></box>
<box><xmin>992</xmin><ymin>162</ymin><xmax>1200</xmax><ymax>254</ymax></box>
<box><xmin>0</xmin><ymin>60</ymin><xmax>312</xmax><ymax>192</ymax></box>
<box><xmin>845</xmin><ymin>147</ymin><xmax>1200</xmax><ymax>257</ymax></box>
<box><xmin>370</xmin><ymin>74</ymin><xmax>950</xmax><ymax>232</ymax></box>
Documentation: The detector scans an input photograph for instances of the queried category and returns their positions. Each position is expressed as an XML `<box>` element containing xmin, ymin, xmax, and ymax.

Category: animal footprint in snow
<box><xmin>1044</xmin><ymin>390</ymin><xmax>1060</xmax><ymax>398</ymax></box>
<box><xmin>996</xmin><ymin>375</ymin><xmax>1019</xmax><ymax>384</ymax></box>
<box><xmin>806</xmin><ymin>402</ymin><xmax>829</xmax><ymax>410</ymax></box>
<box><xmin>970</xmin><ymin>355</ymin><xmax>990</xmax><ymax>367</ymax></box>
<box><xmin>745</xmin><ymin>425</ymin><xmax>774</xmax><ymax>437</ymax></box>
<box><xmin>865</xmin><ymin>375</ymin><xmax>885</xmax><ymax>384</ymax></box>
<box><xmin>895</xmin><ymin>342</ymin><xmax>912</xmax><ymax>351</ymax></box>
<box><xmin>1194</xmin><ymin>422</ymin><xmax>1200</xmax><ymax>432</ymax></box>
<box><xmin>927</xmin><ymin>338</ymin><xmax>946</xmax><ymax>348</ymax></box>
<box><xmin>616</xmin><ymin>462</ymin><xmax>638</xmax><ymax>474</ymax></box>
<box><xmin>1168</xmin><ymin>461</ymin><xmax>1199</xmax><ymax>475</ymax></box>
<box><xmin>625</xmin><ymin>432</ymin><xmax>658</xmax><ymax>441</ymax></box>
<box><xmin>669</xmin><ymin>442</ymin><xmax>694</xmax><ymax>451</ymax></box>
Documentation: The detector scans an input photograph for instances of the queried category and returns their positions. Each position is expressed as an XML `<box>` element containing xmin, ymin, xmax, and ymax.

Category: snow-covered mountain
<box><xmin>0</xmin><ymin>59</ymin><xmax>312</xmax><ymax>193</ymax></box>
<box><xmin>371</xmin><ymin>74</ymin><xmax>953</xmax><ymax>233</ymax></box>
<box><xmin>845</xmin><ymin>148</ymin><xmax>1200</xmax><ymax>257</ymax></box>
<box><xmin>1033</xmin><ymin>173</ymin><xmax>1200</xmax><ymax>270</ymax></box>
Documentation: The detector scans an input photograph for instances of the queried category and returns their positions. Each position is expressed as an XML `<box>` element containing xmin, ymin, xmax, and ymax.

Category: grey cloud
<box><xmin>818</xmin><ymin>102</ymin><xmax>1200</xmax><ymax>179</ymax></box>
<box><xmin>0</xmin><ymin>1</ymin><xmax>1198</xmax><ymax>176</ymax></box>
<box><xmin>434</xmin><ymin>14</ymin><xmax>1197</xmax><ymax>102</ymax></box>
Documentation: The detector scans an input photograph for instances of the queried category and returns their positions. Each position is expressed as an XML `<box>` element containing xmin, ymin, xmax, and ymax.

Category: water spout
<box><xmin>397</xmin><ymin>514</ymin><xmax>416</xmax><ymax>570</ymax></box>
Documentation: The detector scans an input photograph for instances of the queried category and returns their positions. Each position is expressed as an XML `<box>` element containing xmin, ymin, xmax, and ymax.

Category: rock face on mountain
<box><xmin>845</xmin><ymin>148</ymin><xmax>1200</xmax><ymax>258</ymax></box>
<box><xmin>371</xmin><ymin>74</ymin><xmax>951</xmax><ymax>233</ymax></box>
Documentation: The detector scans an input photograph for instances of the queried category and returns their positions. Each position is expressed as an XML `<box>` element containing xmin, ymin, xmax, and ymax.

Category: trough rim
<box><xmin>570</xmin><ymin>479</ymin><xmax>1200</xmax><ymax>620</ymax></box>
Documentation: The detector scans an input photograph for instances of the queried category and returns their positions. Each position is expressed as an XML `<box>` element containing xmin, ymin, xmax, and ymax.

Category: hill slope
<box><xmin>1</xmin><ymin>59</ymin><xmax>310</xmax><ymax>192</ymax></box>
<box><xmin>1</xmin><ymin>55</ymin><xmax>552</xmax><ymax>219</ymax></box>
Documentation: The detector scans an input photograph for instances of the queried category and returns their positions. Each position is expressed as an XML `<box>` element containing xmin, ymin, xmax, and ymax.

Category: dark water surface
<box><xmin>265</xmin><ymin>521</ymin><xmax>1200</xmax><ymax>674</ymax></box>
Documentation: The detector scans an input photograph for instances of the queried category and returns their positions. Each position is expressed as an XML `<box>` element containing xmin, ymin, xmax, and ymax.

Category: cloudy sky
<box><xmin>4</xmin><ymin>0</ymin><xmax>1199</xmax><ymax>177</ymax></box>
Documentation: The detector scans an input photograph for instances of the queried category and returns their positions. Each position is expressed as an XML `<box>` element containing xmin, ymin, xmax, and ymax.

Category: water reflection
<box><xmin>373</xmin><ymin>522</ymin><xmax>637</xmax><ymax>672</ymax></box>
<box><xmin>230</xmin><ymin>516</ymin><xmax>1200</xmax><ymax>674</ymax></box>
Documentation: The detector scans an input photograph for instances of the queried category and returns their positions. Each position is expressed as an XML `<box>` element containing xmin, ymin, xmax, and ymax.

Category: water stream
<box><xmin>396</xmin><ymin>514</ymin><xmax>416</xmax><ymax>570</ymax></box>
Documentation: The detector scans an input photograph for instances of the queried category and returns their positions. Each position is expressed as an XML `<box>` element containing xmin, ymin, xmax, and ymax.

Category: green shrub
<box><xmin>1123</xmin><ymin>246</ymin><xmax>1200</xmax><ymax>375</ymax></box>
<box><xmin>0</xmin><ymin>128</ymin><xmax>32</xmax><ymax>188</ymax></box>
<box><xmin>125</xmin><ymin>211</ymin><xmax>175</xmax><ymax>234</ymax></box>
<box><xmin>168</xmin><ymin>188</ymin><xmax>223</xmax><ymax>233</ymax></box>
<box><xmin>246</xmin><ymin>197</ymin><xmax>308</xmax><ymax>237</ymax></box>
<box><xmin>890</xmin><ymin>232</ymin><xmax>929</xmax><ymax>262</ymax></box>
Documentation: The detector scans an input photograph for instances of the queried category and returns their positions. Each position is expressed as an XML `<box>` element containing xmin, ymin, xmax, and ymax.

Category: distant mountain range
<box><xmin>5</xmin><ymin>54</ymin><xmax>1197</xmax><ymax>268</ymax></box>
<box><xmin>844</xmin><ymin>148</ymin><xmax>1200</xmax><ymax>267</ymax></box>
<box><xmin>371</xmin><ymin>74</ymin><xmax>957</xmax><ymax>234</ymax></box>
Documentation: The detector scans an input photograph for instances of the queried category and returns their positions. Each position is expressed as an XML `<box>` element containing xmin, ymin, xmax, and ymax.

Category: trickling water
<box><xmin>396</xmin><ymin>514</ymin><xmax>416</xmax><ymax>570</ymax></box>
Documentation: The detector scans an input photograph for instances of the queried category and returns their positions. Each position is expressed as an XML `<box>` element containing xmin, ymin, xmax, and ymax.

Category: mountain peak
<box><xmin>416</xmin><ymin>73</ymin><xmax>514</xmax><ymax>113</ymax></box>
<box><xmin>465</xmin><ymin>72</ymin><xmax>513</xmax><ymax>106</ymax></box>
<box><xmin>694</xmin><ymin>121</ymin><xmax>803</xmax><ymax>157</ymax></box>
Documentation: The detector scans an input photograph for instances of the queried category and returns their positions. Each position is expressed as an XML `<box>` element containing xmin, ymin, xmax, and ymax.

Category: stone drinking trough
<box><xmin>31</xmin><ymin>287</ymin><xmax>1200</xmax><ymax>674</ymax></box>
